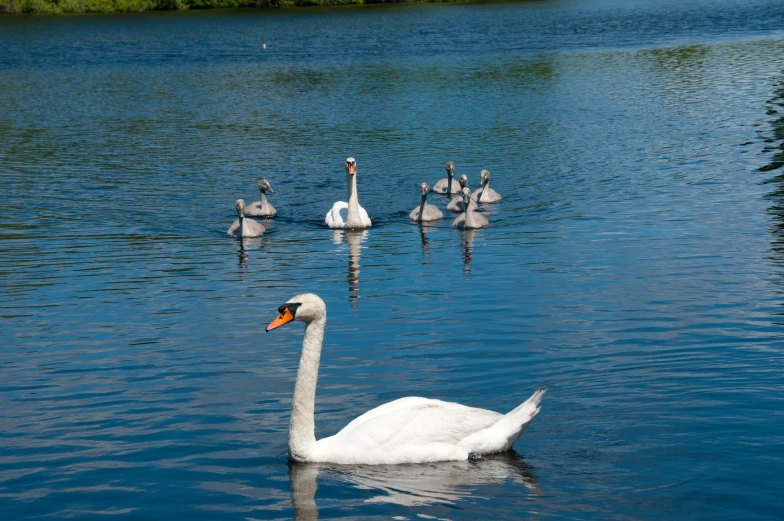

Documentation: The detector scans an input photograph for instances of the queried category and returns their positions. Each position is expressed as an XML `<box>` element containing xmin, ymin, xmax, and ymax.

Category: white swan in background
<box><xmin>432</xmin><ymin>161</ymin><xmax>461</xmax><ymax>197</ymax></box>
<box><xmin>472</xmin><ymin>169</ymin><xmax>502</xmax><ymax>203</ymax></box>
<box><xmin>266</xmin><ymin>293</ymin><xmax>544</xmax><ymax>465</ymax></box>
<box><xmin>409</xmin><ymin>182</ymin><xmax>443</xmax><ymax>222</ymax></box>
<box><xmin>245</xmin><ymin>179</ymin><xmax>277</xmax><ymax>217</ymax></box>
<box><xmin>227</xmin><ymin>199</ymin><xmax>265</xmax><ymax>237</ymax></box>
<box><xmin>447</xmin><ymin>174</ymin><xmax>478</xmax><ymax>212</ymax></box>
<box><xmin>325</xmin><ymin>157</ymin><xmax>372</xmax><ymax>229</ymax></box>
<box><xmin>453</xmin><ymin>188</ymin><xmax>489</xmax><ymax>229</ymax></box>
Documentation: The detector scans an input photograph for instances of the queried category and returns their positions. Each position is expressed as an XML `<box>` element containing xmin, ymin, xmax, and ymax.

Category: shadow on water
<box><xmin>289</xmin><ymin>451</ymin><xmax>538</xmax><ymax>520</ymax></box>
<box><xmin>331</xmin><ymin>230</ymin><xmax>368</xmax><ymax>307</ymax></box>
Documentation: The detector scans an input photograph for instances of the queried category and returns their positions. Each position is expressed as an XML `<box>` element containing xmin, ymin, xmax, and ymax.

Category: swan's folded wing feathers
<box><xmin>332</xmin><ymin>398</ymin><xmax>502</xmax><ymax>449</ymax></box>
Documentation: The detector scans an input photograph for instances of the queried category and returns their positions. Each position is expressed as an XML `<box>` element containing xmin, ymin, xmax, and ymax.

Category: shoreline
<box><xmin>0</xmin><ymin>0</ymin><xmax>475</xmax><ymax>15</ymax></box>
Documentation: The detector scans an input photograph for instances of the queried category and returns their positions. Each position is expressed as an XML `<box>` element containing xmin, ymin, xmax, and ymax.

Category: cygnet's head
<box><xmin>419</xmin><ymin>182</ymin><xmax>430</xmax><ymax>195</ymax></box>
<box><xmin>266</xmin><ymin>293</ymin><xmax>327</xmax><ymax>332</ymax></box>
<box><xmin>235</xmin><ymin>199</ymin><xmax>246</xmax><ymax>217</ymax></box>
<box><xmin>258</xmin><ymin>179</ymin><xmax>273</xmax><ymax>194</ymax></box>
<box><xmin>461</xmin><ymin>187</ymin><xmax>472</xmax><ymax>204</ymax></box>
<box><xmin>480</xmin><ymin>169</ymin><xmax>490</xmax><ymax>185</ymax></box>
<box><xmin>345</xmin><ymin>157</ymin><xmax>357</xmax><ymax>176</ymax></box>
<box><xmin>445</xmin><ymin>162</ymin><xmax>455</xmax><ymax>175</ymax></box>
<box><xmin>458</xmin><ymin>174</ymin><xmax>469</xmax><ymax>188</ymax></box>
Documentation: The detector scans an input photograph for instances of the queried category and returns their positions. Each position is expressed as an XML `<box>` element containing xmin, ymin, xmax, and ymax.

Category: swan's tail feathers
<box><xmin>492</xmin><ymin>388</ymin><xmax>545</xmax><ymax>450</ymax></box>
<box><xmin>508</xmin><ymin>388</ymin><xmax>546</xmax><ymax>418</ymax></box>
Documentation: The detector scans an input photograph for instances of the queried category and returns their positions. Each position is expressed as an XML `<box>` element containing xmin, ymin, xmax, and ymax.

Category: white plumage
<box><xmin>266</xmin><ymin>293</ymin><xmax>543</xmax><ymax>465</ymax></box>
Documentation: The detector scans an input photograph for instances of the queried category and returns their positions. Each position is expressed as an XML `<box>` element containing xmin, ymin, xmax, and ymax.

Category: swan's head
<box><xmin>445</xmin><ymin>162</ymin><xmax>455</xmax><ymax>176</ymax></box>
<box><xmin>258</xmin><ymin>179</ymin><xmax>273</xmax><ymax>194</ymax></box>
<box><xmin>235</xmin><ymin>199</ymin><xmax>245</xmax><ymax>218</ymax></box>
<box><xmin>458</xmin><ymin>174</ymin><xmax>469</xmax><ymax>189</ymax></box>
<box><xmin>461</xmin><ymin>187</ymin><xmax>472</xmax><ymax>205</ymax></box>
<box><xmin>345</xmin><ymin>157</ymin><xmax>357</xmax><ymax>176</ymax></box>
<box><xmin>419</xmin><ymin>182</ymin><xmax>430</xmax><ymax>195</ymax></box>
<box><xmin>266</xmin><ymin>293</ymin><xmax>326</xmax><ymax>332</ymax></box>
<box><xmin>480</xmin><ymin>169</ymin><xmax>490</xmax><ymax>185</ymax></box>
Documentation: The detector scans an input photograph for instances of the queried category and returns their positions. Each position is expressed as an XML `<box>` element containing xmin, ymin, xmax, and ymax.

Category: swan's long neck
<box><xmin>478</xmin><ymin>180</ymin><xmax>489</xmax><ymax>202</ymax></box>
<box><xmin>464</xmin><ymin>201</ymin><xmax>478</xmax><ymax>228</ymax></box>
<box><xmin>346</xmin><ymin>173</ymin><xmax>361</xmax><ymax>227</ymax></box>
<box><xmin>417</xmin><ymin>193</ymin><xmax>427</xmax><ymax>221</ymax></box>
<box><xmin>239</xmin><ymin>214</ymin><xmax>248</xmax><ymax>236</ymax></box>
<box><xmin>289</xmin><ymin>317</ymin><xmax>326</xmax><ymax>460</ymax></box>
<box><xmin>260</xmin><ymin>191</ymin><xmax>268</xmax><ymax>206</ymax></box>
<box><xmin>446</xmin><ymin>172</ymin><xmax>454</xmax><ymax>198</ymax></box>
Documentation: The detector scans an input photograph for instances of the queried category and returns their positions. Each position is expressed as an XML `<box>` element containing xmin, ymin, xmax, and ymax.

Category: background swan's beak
<box><xmin>348</xmin><ymin>164</ymin><xmax>356</xmax><ymax>175</ymax></box>
<box><xmin>266</xmin><ymin>307</ymin><xmax>294</xmax><ymax>332</ymax></box>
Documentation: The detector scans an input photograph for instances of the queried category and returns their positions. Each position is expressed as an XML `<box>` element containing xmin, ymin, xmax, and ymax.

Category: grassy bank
<box><xmin>0</xmin><ymin>0</ymin><xmax>451</xmax><ymax>14</ymax></box>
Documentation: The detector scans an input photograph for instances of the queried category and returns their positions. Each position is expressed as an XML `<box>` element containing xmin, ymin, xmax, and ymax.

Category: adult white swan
<box><xmin>227</xmin><ymin>199</ymin><xmax>265</xmax><ymax>237</ymax></box>
<box><xmin>266</xmin><ymin>293</ymin><xmax>544</xmax><ymax>464</ymax></box>
<box><xmin>325</xmin><ymin>157</ymin><xmax>372</xmax><ymax>229</ymax></box>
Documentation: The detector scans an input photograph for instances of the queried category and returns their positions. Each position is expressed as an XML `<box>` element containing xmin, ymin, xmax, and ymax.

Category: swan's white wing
<box><xmin>314</xmin><ymin>398</ymin><xmax>502</xmax><ymax>463</ymax></box>
<box><xmin>326</xmin><ymin>201</ymin><xmax>348</xmax><ymax>229</ymax></box>
<box><xmin>358</xmin><ymin>204</ymin><xmax>372</xmax><ymax>227</ymax></box>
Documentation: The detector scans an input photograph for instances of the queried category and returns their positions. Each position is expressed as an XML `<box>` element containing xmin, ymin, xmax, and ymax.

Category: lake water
<box><xmin>2</xmin><ymin>0</ymin><xmax>784</xmax><ymax>519</ymax></box>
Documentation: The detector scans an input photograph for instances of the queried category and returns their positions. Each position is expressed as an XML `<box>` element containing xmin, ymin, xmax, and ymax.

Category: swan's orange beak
<box><xmin>266</xmin><ymin>307</ymin><xmax>294</xmax><ymax>332</ymax></box>
<box><xmin>347</xmin><ymin>163</ymin><xmax>356</xmax><ymax>175</ymax></box>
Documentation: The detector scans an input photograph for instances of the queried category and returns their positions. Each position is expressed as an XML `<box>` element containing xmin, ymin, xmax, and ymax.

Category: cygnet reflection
<box><xmin>331</xmin><ymin>229</ymin><xmax>368</xmax><ymax>305</ymax></box>
<box><xmin>236</xmin><ymin>236</ymin><xmax>263</xmax><ymax>269</ymax></box>
<box><xmin>461</xmin><ymin>229</ymin><xmax>477</xmax><ymax>273</ymax></box>
<box><xmin>289</xmin><ymin>451</ymin><xmax>538</xmax><ymax>518</ymax></box>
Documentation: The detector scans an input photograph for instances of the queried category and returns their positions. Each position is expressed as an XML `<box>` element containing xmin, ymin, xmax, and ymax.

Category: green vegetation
<box><xmin>0</xmin><ymin>0</ymin><xmax>452</xmax><ymax>13</ymax></box>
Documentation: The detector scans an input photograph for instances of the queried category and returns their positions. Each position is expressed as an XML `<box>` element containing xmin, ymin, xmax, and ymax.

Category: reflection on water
<box><xmin>764</xmin><ymin>73</ymin><xmax>784</xmax><ymax>307</ymax></box>
<box><xmin>236</xmin><ymin>237</ymin><xmax>264</xmax><ymax>269</ymax></box>
<box><xmin>290</xmin><ymin>451</ymin><xmax>537</xmax><ymax>520</ymax></box>
<box><xmin>461</xmin><ymin>229</ymin><xmax>476</xmax><ymax>273</ymax></box>
<box><xmin>418</xmin><ymin>223</ymin><xmax>433</xmax><ymax>263</ymax></box>
<box><xmin>331</xmin><ymin>230</ymin><xmax>368</xmax><ymax>306</ymax></box>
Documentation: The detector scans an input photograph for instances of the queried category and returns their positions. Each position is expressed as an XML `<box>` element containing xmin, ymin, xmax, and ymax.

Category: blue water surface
<box><xmin>1</xmin><ymin>0</ymin><xmax>784</xmax><ymax>519</ymax></box>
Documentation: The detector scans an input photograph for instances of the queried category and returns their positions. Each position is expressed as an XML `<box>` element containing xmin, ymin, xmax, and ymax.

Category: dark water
<box><xmin>2</xmin><ymin>0</ymin><xmax>784</xmax><ymax>519</ymax></box>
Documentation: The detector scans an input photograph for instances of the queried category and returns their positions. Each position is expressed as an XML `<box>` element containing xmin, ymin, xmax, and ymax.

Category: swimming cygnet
<box><xmin>409</xmin><ymin>182</ymin><xmax>443</xmax><ymax>222</ymax></box>
<box><xmin>228</xmin><ymin>199</ymin><xmax>266</xmax><ymax>237</ymax></box>
<box><xmin>471</xmin><ymin>169</ymin><xmax>502</xmax><ymax>203</ymax></box>
<box><xmin>245</xmin><ymin>179</ymin><xmax>277</xmax><ymax>217</ymax></box>
<box><xmin>432</xmin><ymin>162</ymin><xmax>461</xmax><ymax>197</ymax></box>
<box><xmin>453</xmin><ymin>188</ymin><xmax>489</xmax><ymax>229</ymax></box>
<box><xmin>447</xmin><ymin>175</ymin><xmax>478</xmax><ymax>212</ymax></box>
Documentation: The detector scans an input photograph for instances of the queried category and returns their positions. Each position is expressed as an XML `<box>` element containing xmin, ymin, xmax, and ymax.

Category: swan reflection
<box><xmin>418</xmin><ymin>223</ymin><xmax>437</xmax><ymax>262</ymax></box>
<box><xmin>290</xmin><ymin>451</ymin><xmax>538</xmax><ymax>519</ymax></box>
<box><xmin>331</xmin><ymin>230</ymin><xmax>368</xmax><ymax>305</ymax></box>
<box><xmin>461</xmin><ymin>229</ymin><xmax>477</xmax><ymax>273</ymax></box>
<box><xmin>235</xmin><ymin>236</ymin><xmax>264</xmax><ymax>269</ymax></box>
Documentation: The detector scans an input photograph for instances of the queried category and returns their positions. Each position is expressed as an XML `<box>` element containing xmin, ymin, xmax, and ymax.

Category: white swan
<box><xmin>432</xmin><ymin>161</ymin><xmax>461</xmax><ymax>197</ymax></box>
<box><xmin>409</xmin><ymin>182</ymin><xmax>443</xmax><ymax>222</ymax></box>
<box><xmin>227</xmin><ymin>199</ymin><xmax>265</xmax><ymax>237</ymax></box>
<box><xmin>266</xmin><ymin>293</ymin><xmax>544</xmax><ymax>465</ymax></box>
<box><xmin>245</xmin><ymin>179</ymin><xmax>277</xmax><ymax>217</ymax></box>
<box><xmin>453</xmin><ymin>188</ymin><xmax>489</xmax><ymax>229</ymax></box>
<box><xmin>447</xmin><ymin>175</ymin><xmax>478</xmax><ymax>213</ymax></box>
<box><xmin>325</xmin><ymin>157</ymin><xmax>372</xmax><ymax>229</ymax></box>
<box><xmin>471</xmin><ymin>169</ymin><xmax>502</xmax><ymax>203</ymax></box>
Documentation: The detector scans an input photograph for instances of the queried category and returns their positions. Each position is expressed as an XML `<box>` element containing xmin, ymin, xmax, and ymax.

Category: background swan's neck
<box><xmin>289</xmin><ymin>317</ymin><xmax>326</xmax><ymax>460</ymax></box>
<box><xmin>447</xmin><ymin>172</ymin><xmax>454</xmax><ymax>197</ymax></box>
<box><xmin>260</xmin><ymin>192</ymin><xmax>268</xmax><ymax>206</ymax></box>
<box><xmin>346</xmin><ymin>173</ymin><xmax>361</xmax><ymax>225</ymax></box>
<box><xmin>417</xmin><ymin>193</ymin><xmax>427</xmax><ymax>221</ymax></box>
